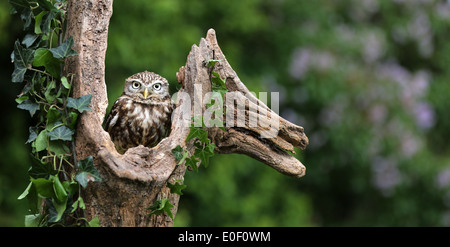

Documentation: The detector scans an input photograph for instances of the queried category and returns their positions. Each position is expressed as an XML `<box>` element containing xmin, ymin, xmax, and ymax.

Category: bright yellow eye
<box><xmin>153</xmin><ymin>83</ymin><xmax>161</xmax><ymax>91</ymax></box>
<box><xmin>132</xmin><ymin>81</ymin><xmax>140</xmax><ymax>89</ymax></box>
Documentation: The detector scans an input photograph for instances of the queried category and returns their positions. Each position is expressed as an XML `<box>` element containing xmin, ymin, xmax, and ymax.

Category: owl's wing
<box><xmin>105</xmin><ymin>97</ymin><xmax>125</xmax><ymax>132</ymax></box>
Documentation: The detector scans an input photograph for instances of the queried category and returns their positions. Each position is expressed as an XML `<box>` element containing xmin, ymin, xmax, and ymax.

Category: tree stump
<box><xmin>65</xmin><ymin>0</ymin><xmax>308</xmax><ymax>226</ymax></box>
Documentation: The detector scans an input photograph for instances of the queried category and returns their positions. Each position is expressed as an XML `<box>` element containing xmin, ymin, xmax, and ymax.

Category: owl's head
<box><xmin>123</xmin><ymin>71</ymin><xmax>170</xmax><ymax>103</ymax></box>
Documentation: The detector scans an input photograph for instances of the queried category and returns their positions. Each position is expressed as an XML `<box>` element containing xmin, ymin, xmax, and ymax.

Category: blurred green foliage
<box><xmin>2</xmin><ymin>0</ymin><xmax>450</xmax><ymax>226</ymax></box>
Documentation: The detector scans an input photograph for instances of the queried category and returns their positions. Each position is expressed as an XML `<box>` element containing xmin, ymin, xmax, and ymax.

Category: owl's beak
<box><xmin>143</xmin><ymin>88</ymin><xmax>149</xmax><ymax>99</ymax></box>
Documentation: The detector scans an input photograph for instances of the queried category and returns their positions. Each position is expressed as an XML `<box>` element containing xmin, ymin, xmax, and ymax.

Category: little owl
<box><xmin>105</xmin><ymin>71</ymin><xmax>174</xmax><ymax>153</ymax></box>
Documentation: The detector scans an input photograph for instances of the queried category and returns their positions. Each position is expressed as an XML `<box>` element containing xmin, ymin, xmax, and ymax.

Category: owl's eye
<box><xmin>153</xmin><ymin>83</ymin><xmax>162</xmax><ymax>91</ymax></box>
<box><xmin>132</xmin><ymin>81</ymin><xmax>141</xmax><ymax>89</ymax></box>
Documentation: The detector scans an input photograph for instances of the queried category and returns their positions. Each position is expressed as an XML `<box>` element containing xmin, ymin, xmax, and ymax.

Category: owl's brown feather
<box><xmin>105</xmin><ymin>71</ymin><xmax>174</xmax><ymax>153</ymax></box>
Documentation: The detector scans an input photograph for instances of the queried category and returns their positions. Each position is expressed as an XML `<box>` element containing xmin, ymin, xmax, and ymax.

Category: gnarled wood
<box><xmin>177</xmin><ymin>29</ymin><xmax>308</xmax><ymax>178</ymax></box>
<box><xmin>66</xmin><ymin>0</ymin><xmax>308</xmax><ymax>226</ymax></box>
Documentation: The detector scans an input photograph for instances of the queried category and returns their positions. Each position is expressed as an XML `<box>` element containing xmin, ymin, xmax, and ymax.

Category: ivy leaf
<box><xmin>44</xmin><ymin>80</ymin><xmax>57</xmax><ymax>103</ymax></box>
<box><xmin>12</xmin><ymin>40</ymin><xmax>34</xmax><ymax>83</ymax></box>
<box><xmin>171</xmin><ymin>145</ymin><xmax>184</xmax><ymax>160</ymax></box>
<box><xmin>67</xmin><ymin>94</ymin><xmax>92</xmax><ymax>113</ymax></box>
<box><xmin>29</xmin><ymin>155</ymin><xmax>57</xmax><ymax>179</ymax></box>
<box><xmin>34</xmin><ymin>130</ymin><xmax>48</xmax><ymax>152</ymax></box>
<box><xmin>186</xmin><ymin>126</ymin><xmax>209</xmax><ymax>143</ymax></box>
<box><xmin>171</xmin><ymin>145</ymin><xmax>189</xmax><ymax>165</ymax></box>
<box><xmin>17</xmin><ymin>99</ymin><xmax>39</xmax><ymax>117</ymax></box>
<box><xmin>26</xmin><ymin>126</ymin><xmax>38</xmax><ymax>144</ymax></box>
<box><xmin>40</xmin><ymin>10</ymin><xmax>56</xmax><ymax>34</ymax></box>
<box><xmin>46</xmin><ymin>107</ymin><xmax>61</xmax><ymax>125</ymax></box>
<box><xmin>75</xmin><ymin>156</ymin><xmax>102</xmax><ymax>188</ymax></box>
<box><xmin>9</xmin><ymin>0</ymin><xmax>31</xmax><ymax>13</ymax></box>
<box><xmin>9</xmin><ymin>0</ymin><xmax>33</xmax><ymax>30</ymax></box>
<box><xmin>36</xmin><ymin>0</ymin><xmax>57</xmax><ymax>11</ymax></box>
<box><xmin>70</xmin><ymin>196</ymin><xmax>85</xmax><ymax>213</ymax></box>
<box><xmin>88</xmin><ymin>217</ymin><xmax>100</xmax><ymax>227</ymax></box>
<box><xmin>46</xmin><ymin>125</ymin><xmax>74</xmax><ymax>141</ymax></box>
<box><xmin>24</xmin><ymin>214</ymin><xmax>45</xmax><ymax>227</ymax></box>
<box><xmin>67</xmin><ymin>112</ymin><xmax>79</xmax><ymax>129</ymax></box>
<box><xmin>211</xmin><ymin>71</ymin><xmax>227</xmax><ymax>90</ymax></box>
<box><xmin>30</xmin><ymin>178</ymin><xmax>54</xmax><ymax>198</ymax></box>
<box><xmin>17</xmin><ymin>182</ymin><xmax>32</xmax><ymax>200</ymax></box>
<box><xmin>185</xmin><ymin>156</ymin><xmax>199</xmax><ymax>172</ymax></box>
<box><xmin>46</xmin><ymin>197</ymin><xmax>67</xmax><ymax>223</ymax></box>
<box><xmin>194</xmin><ymin>142</ymin><xmax>215</xmax><ymax>168</ymax></box>
<box><xmin>49</xmin><ymin>36</ymin><xmax>78</xmax><ymax>59</ymax></box>
<box><xmin>34</xmin><ymin>11</ymin><xmax>46</xmax><ymax>34</ymax></box>
<box><xmin>63</xmin><ymin>181</ymin><xmax>79</xmax><ymax>198</ymax></box>
<box><xmin>51</xmin><ymin>175</ymin><xmax>68</xmax><ymax>203</ymax></box>
<box><xmin>207</xmin><ymin>59</ymin><xmax>222</xmax><ymax>68</ymax></box>
<box><xmin>61</xmin><ymin>76</ymin><xmax>70</xmax><ymax>89</ymax></box>
<box><xmin>48</xmin><ymin>141</ymin><xmax>70</xmax><ymax>155</ymax></box>
<box><xmin>33</xmin><ymin>48</ymin><xmax>61</xmax><ymax>78</ymax></box>
<box><xmin>22</xmin><ymin>33</ymin><xmax>39</xmax><ymax>48</ymax></box>
<box><xmin>148</xmin><ymin>198</ymin><xmax>174</xmax><ymax>219</ymax></box>
<box><xmin>167</xmin><ymin>182</ymin><xmax>187</xmax><ymax>195</ymax></box>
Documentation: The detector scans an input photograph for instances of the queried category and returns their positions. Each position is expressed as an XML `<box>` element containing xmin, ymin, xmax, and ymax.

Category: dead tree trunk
<box><xmin>65</xmin><ymin>0</ymin><xmax>308</xmax><ymax>227</ymax></box>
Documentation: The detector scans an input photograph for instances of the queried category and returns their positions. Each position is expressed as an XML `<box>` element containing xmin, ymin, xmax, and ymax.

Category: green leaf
<box><xmin>48</xmin><ymin>141</ymin><xmax>70</xmax><ymax>155</ymax></box>
<box><xmin>47</xmin><ymin>198</ymin><xmax>66</xmax><ymax>223</ymax></box>
<box><xmin>148</xmin><ymin>198</ymin><xmax>174</xmax><ymax>219</ymax></box>
<box><xmin>171</xmin><ymin>145</ymin><xmax>189</xmax><ymax>165</ymax></box>
<box><xmin>67</xmin><ymin>94</ymin><xmax>92</xmax><ymax>113</ymax></box>
<box><xmin>61</xmin><ymin>76</ymin><xmax>70</xmax><ymax>89</ymax></box>
<box><xmin>24</xmin><ymin>214</ymin><xmax>45</xmax><ymax>227</ymax></box>
<box><xmin>22</xmin><ymin>33</ymin><xmax>39</xmax><ymax>48</ymax></box>
<box><xmin>211</xmin><ymin>71</ymin><xmax>227</xmax><ymax>90</ymax></box>
<box><xmin>33</xmin><ymin>48</ymin><xmax>61</xmax><ymax>78</ymax></box>
<box><xmin>29</xmin><ymin>155</ymin><xmax>57</xmax><ymax>179</ymax></box>
<box><xmin>26</xmin><ymin>126</ymin><xmax>37</xmax><ymax>144</ymax></box>
<box><xmin>77</xmin><ymin>197</ymin><xmax>86</xmax><ymax>210</ymax></box>
<box><xmin>34</xmin><ymin>130</ymin><xmax>48</xmax><ymax>152</ymax></box>
<box><xmin>194</xmin><ymin>143</ymin><xmax>215</xmax><ymax>168</ymax></box>
<box><xmin>18</xmin><ymin>182</ymin><xmax>32</xmax><ymax>200</ymax></box>
<box><xmin>207</xmin><ymin>59</ymin><xmax>222</xmax><ymax>67</ymax></box>
<box><xmin>51</xmin><ymin>175</ymin><xmax>67</xmax><ymax>203</ymax></box>
<box><xmin>67</xmin><ymin>112</ymin><xmax>79</xmax><ymax>129</ymax></box>
<box><xmin>167</xmin><ymin>182</ymin><xmax>187</xmax><ymax>195</ymax></box>
<box><xmin>49</xmin><ymin>36</ymin><xmax>78</xmax><ymax>59</ymax></box>
<box><xmin>186</xmin><ymin>126</ymin><xmax>209</xmax><ymax>143</ymax></box>
<box><xmin>207</xmin><ymin>142</ymin><xmax>216</xmax><ymax>153</ymax></box>
<box><xmin>88</xmin><ymin>216</ymin><xmax>100</xmax><ymax>227</ymax></box>
<box><xmin>17</xmin><ymin>99</ymin><xmax>39</xmax><ymax>117</ymax></box>
<box><xmin>40</xmin><ymin>10</ymin><xmax>56</xmax><ymax>34</ymax></box>
<box><xmin>44</xmin><ymin>80</ymin><xmax>57</xmax><ymax>103</ymax></box>
<box><xmin>31</xmin><ymin>178</ymin><xmax>54</xmax><ymax>198</ymax></box>
<box><xmin>63</xmin><ymin>181</ymin><xmax>79</xmax><ymax>198</ymax></box>
<box><xmin>34</xmin><ymin>11</ymin><xmax>46</xmax><ymax>34</ymax></box>
<box><xmin>46</xmin><ymin>125</ymin><xmax>74</xmax><ymax>141</ymax></box>
<box><xmin>46</xmin><ymin>107</ymin><xmax>61</xmax><ymax>125</ymax></box>
<box><xmin>36</xmin><ymin>0</ymin><xmax>56</xmax><ymax>11</ymax></box>
<box><xmin>75</xmin><ymin>156</ymin><xmax>102</xmax><ymax>188</ymax></box>
<box><xmin>171</xmin><ymin>145</ymin><xmax>184</xmax><ymax>160</ymax></box>
<box><xmin>25</xmin><ymin>182</ymin><xmax>40</xmax><ymax>214</ymax></box>
<box><xmin>12</xmin><ymin>40</ymin><xmax>34</xmax><ymax>83</ymax></box>
<box><xmin>185</xmin><ymin>156</ymin><xmax>199</xmax><ymax>172</ymax></box>
<box><xmin>15</xmin><ymin>95</ymin><xmax>28</xmax><ymax>104</ymax></box>
<box><xmin>32</xmin><ymin>175</ymin><xmax>69</xmax><ymax>223</ymax></box>
<box><xmin>9</xmin><ymin>0</ymin><xmax>31</xmax><ymax>13</ymax></box>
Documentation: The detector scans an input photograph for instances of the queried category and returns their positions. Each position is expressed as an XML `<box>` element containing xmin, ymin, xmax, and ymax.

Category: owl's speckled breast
<box><xmin>105</xmin><ymin>95</ymin><xmax>173</xmax><ymax>153</ymax></box>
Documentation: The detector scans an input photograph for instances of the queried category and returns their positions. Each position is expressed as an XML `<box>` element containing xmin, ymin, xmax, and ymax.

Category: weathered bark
<box><xmin>65</xmin><ymin>0</ymin><xmax>308</xmax><ymax>227</ymax></box>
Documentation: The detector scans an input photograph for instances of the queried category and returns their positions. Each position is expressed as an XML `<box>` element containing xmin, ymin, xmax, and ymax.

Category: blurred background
<box><xmin>1</xmin><ymin>0</ymin><xmax>450</xmax><ymax>226</ymax></box>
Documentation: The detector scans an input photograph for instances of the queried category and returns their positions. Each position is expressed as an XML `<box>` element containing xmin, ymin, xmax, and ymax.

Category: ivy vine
<box><xmin>148</xmin><ymin>59</ymin><xmax>228</xmax><ymax>219</ymax></box>
<box><xmin>10</xmin><ymin>0</ymin><xmax>101</xmax><ymax>226</ymax></box>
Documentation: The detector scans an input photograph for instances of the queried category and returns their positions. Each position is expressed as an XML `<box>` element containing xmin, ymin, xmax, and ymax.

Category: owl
<box><xmin>105</xmin><ymin>71</ymin><xmax>174</xmax><ymax>154</ymax></box>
